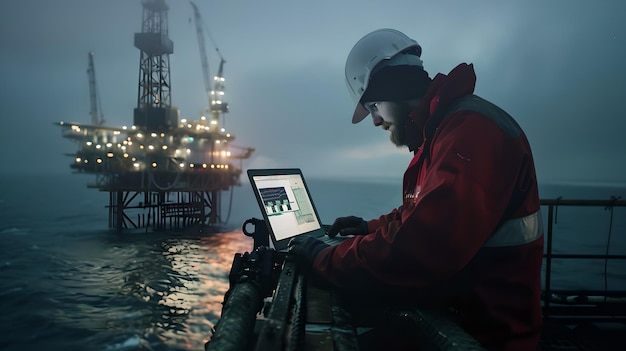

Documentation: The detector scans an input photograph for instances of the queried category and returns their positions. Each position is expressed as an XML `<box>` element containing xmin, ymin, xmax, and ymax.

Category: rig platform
<box><xmin>56</xmin><ymin>0</ymin><xmax>253</xmax><ymax>232</ymax></box>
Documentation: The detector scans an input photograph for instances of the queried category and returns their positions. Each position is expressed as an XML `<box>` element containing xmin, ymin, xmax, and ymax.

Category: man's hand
<box><xmin>327</xmin><ymin>216</ymin><xmax>368</xmax><ymax>238</ymax></box>
<box><xmin>288</xmin><ymin>236</ymin><xmax>329</xmax><ymax>269</ymax></box>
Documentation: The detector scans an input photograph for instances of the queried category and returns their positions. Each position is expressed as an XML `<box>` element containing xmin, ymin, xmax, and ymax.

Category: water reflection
<box><xmin>33</xmin><ymin>228</ymin><xmax>255</xmax><ymax>351</ymax></box>
<box><xmin>154</xmin><ymin>230</ymin><xmax>253</xmax><ymax>350</ymax></box>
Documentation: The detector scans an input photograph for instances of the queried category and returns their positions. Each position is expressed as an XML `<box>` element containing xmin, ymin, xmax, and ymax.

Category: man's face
<box><xmin>364</xmin><ymin>101</ymin><xmax>414</xmax><ymax>147</ymax></box>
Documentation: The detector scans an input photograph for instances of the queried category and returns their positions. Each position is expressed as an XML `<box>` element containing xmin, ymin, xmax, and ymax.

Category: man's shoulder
<box><xmin>444</xmin><ymin>95</ymin><xmax>522</xmax><ymax>137</ymax></box>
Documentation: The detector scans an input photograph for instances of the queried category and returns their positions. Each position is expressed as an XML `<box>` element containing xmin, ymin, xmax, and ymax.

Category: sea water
<box><xmin>0</xmin><ymin>173</ymin><xmax>624</xmax><ymax>350</ymax></box>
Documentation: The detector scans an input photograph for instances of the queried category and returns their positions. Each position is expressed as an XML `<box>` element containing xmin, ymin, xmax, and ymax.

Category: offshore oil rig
<box><xmin>56</xmin><ymin>0</ymin><xmax>253</xmax><ymax>232</ymax></box>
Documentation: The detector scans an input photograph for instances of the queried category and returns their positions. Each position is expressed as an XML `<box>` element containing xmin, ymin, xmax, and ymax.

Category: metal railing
<box><xmin>540</xmin><ymin>197</ymin><xmax>626</xmax><ymax>322</ymax></box>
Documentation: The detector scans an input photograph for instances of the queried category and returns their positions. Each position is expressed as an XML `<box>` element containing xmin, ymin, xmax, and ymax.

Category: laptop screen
<box><xmin>248</xmin><ymin>169</ymin><xmax>323</xmax><ymax>245</ymax></box>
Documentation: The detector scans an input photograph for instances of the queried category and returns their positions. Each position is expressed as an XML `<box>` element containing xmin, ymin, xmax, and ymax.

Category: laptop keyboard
<box><xmin>321</xmin><ymin>235</ymin><xmax>348</xmax><ymax>246</ymax></box>
<box><xmin>319</xmin><ymin>225</ymin><xmax>351</xmax><ymax>245</ymax></box>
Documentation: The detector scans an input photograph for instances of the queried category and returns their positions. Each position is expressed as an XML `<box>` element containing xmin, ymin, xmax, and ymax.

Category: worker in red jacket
<box><xmin>289</xmin><ymin>28</ymin><xmax>544</xmax><ymax>350</ymax></box>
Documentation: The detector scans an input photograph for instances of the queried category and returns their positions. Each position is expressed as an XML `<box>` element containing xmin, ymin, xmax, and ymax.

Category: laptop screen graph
<box><xmin>251</xmin><ymin>173</ymin><xmax>322</xmax><ymax>241</ymax></box>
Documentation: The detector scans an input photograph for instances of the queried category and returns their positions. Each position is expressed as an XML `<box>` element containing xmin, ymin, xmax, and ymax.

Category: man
<box><xmin>289</xmin><ymin>28</ymin><xmax>544</xmax><ymax>350</ymax></box>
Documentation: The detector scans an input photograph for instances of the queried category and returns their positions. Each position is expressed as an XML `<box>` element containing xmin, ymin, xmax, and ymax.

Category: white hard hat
<box><xmin>345</xmin><ymin>28</ymin><xmax>423</xmax><ymax>124</ymax></box>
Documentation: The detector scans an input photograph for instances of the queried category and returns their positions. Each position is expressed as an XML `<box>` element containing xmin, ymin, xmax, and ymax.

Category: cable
<box><xmin>604</xmin><ymin>195</ymin><xmax>620</xmax><ymax>305</ymax></box>
<box><xmin>554</xmin><ymin>196</ymin><xmax>563</xmax><ymax>224</ymax></box>
<box><xmin>200</xmin><ymin>5</ymin><xmax>224</xmax><ymax>61</ymax></box>
<box><xmin>149</xmin><ymin>171</ymin><xmax>182</xmax><ymax>191</ymax></box>
<box><xmin>220</xmin><ymin>185</ymin><xmax>234</xmax><ymax>225</ymax></box>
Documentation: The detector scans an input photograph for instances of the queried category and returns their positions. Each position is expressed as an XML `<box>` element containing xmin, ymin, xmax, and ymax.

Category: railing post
<box><xmin>544</xmin><ymin>204</ymin><xmax>554</xmax><ymax>318</ymax></box>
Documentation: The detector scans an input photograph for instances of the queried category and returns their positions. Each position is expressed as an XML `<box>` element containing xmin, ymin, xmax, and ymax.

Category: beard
<box><xmin>388</xmin><ymin>102</ymin><xmax>415</xmax><ymax>148</ymax></box>
<box><xmin>389</xmin><ymin>122</ymin><xmax>407</xmax><ymax>147</ymax></box>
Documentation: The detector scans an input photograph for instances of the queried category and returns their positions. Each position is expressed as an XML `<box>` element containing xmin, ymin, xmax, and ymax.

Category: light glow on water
<box><xmin>0</xmin><ymin>174</ymin><xmax>624</xmax><ymax>350</ymax></box>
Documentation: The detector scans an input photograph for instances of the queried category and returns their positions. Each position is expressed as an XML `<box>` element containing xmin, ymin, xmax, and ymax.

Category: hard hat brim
<box><xmin>352</xmin><ymin>104</ymin><xmax>369</xmax><ymax>124</ymax></box>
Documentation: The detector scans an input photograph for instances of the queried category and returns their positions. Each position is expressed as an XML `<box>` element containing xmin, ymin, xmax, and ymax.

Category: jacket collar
<box><xmin>410</xmin><ymin>63</ymin><xmax>477</xmax><ymax>124</ymax></box>
<box><xmin>406</xmin><ymin>63</ymin><xmax>477</xmax><ymax>154</ymax></box>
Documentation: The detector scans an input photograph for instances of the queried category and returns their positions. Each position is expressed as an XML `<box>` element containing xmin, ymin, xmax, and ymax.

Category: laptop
<box><xmin>247</xmin><ymin>168</ymin><xmax>347</xmax><ymax>251</ymax></box>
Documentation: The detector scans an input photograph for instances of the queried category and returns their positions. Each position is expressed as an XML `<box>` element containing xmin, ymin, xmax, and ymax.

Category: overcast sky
<box><xmin>1</xmin><ymin>0</ymin><xmax>624</xmax><ymax>185</ymax></box>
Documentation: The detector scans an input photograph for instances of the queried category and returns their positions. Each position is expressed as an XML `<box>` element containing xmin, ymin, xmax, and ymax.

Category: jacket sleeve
<box><xmin>366</xmin><ymin>207</ymin><xmax>403</xmax><ymax>233</ymax></box>
<box><xmin>312</xmin><ymin>112</ymin><xmax>527</xmax><ymax>292</ymax></box>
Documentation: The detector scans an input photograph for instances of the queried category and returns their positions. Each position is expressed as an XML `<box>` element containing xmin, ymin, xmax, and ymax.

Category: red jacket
<box><xmin>313</xmin><ymin>63</ymin><xmax>544</xmax><ymax>350</ymax></box>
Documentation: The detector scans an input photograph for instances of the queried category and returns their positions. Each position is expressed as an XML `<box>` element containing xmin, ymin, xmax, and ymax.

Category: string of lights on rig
<box><xmin>57</xmin><ymin>113</ymin><xmax>252</xmax><ymax>175</ymax></box>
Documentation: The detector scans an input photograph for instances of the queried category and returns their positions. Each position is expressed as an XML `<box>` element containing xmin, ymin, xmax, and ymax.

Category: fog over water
<box><xmin>0</xmin><ymin>0</ymin><xmax>624</xmax><ymax>184</ymax></box>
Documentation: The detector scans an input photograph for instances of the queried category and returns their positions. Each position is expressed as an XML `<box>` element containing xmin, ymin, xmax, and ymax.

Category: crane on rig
<box><xmin>190</xmin><ymin>1</ymin><xmax>228</xmax><ymax>127</ymax></box>
<box><xmin>87</xmin><ymin>52</ymin><xmax>105</xmax><ymax>126</ymax></box>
